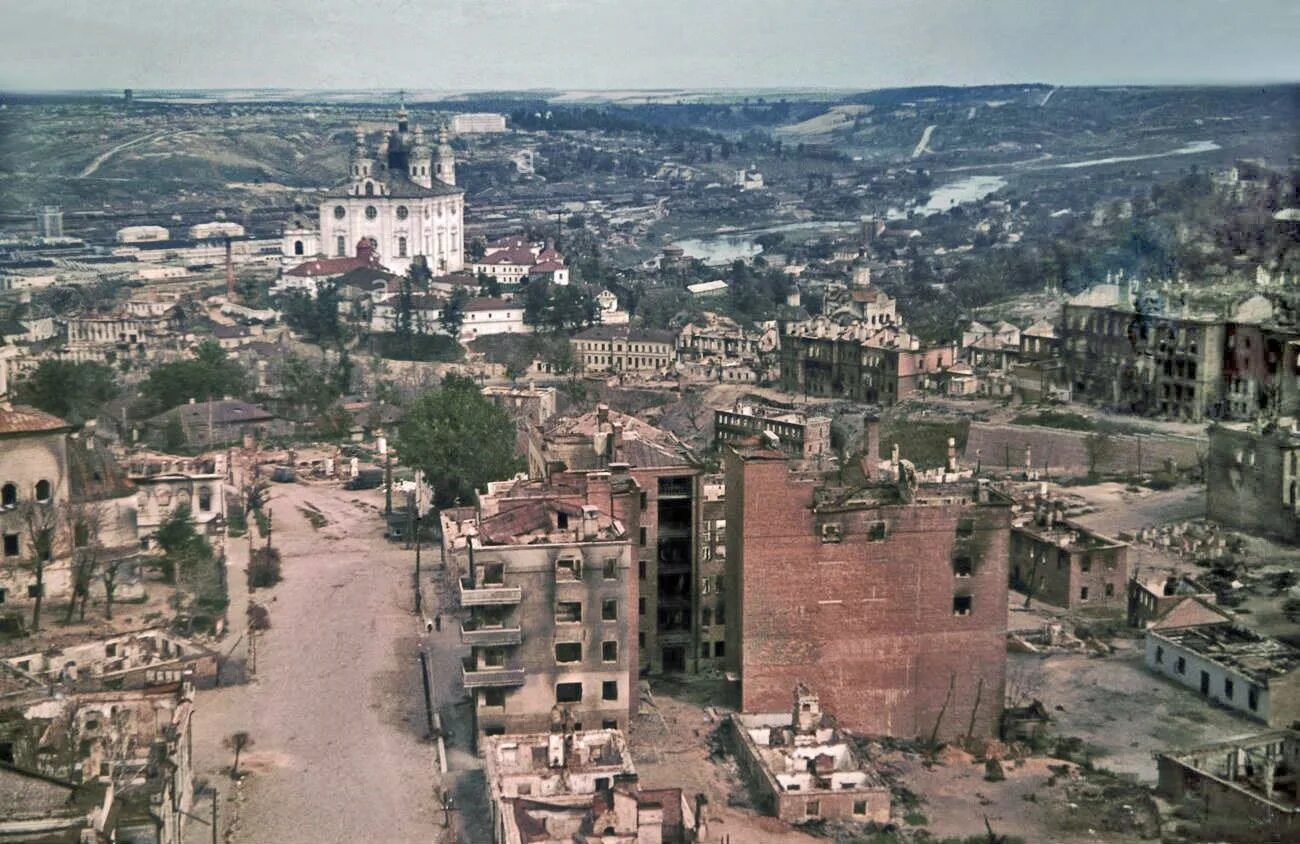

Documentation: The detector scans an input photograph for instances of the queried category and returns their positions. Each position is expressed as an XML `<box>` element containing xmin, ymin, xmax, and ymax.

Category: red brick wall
<box><xmin>728</xmin><ymin>451</ymin><xmax>1008</xmax><ymax>739</ymax></box>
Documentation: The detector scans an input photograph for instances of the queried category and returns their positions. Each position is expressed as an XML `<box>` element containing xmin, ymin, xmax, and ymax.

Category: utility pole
<box><xmin>212</xmin><ymin>789</ymin><xmax>218</xmax><ymax>844</ymax></box>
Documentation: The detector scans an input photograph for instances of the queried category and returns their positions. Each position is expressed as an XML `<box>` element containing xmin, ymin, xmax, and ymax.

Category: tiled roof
<box><xmin>464</xmin><ymin>297</ymin><xmax>518</xmax><ymax>312</ymax></box>
<box><xmin>572</xmin><ymin>325</ymin><xmax>676</xmax><ymax>345</ymax></box>
<box><xmin>0</xmin><ymin>404</ymin><xmax>71</xmax><ymax>435</ymax></box>
<box><xmin>323</xmin><ymin>171</ymin><xmax>462</xmax><ymax>199</ymax></box>
<box><xmin>285</xmin><ymin>255</ymin><xmax>385</xmax><ymax>278</ymax></box>
<box><xmin>479</xmin><ymin>247</ymin><xmax>536</xmax><ymax>266</ymax></box>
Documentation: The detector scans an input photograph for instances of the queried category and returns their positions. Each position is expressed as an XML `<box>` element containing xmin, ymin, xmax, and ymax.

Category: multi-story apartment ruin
<box><xmin>1061</xmin><ymin>277</ymin><xmax>1300</xmax><ymax>421</ymax></box>
<box><xmin>527</xmin><ymin>406</ymin><xmax>712</xmax><ymax>674</ymax></box>
<box><xmin>724</xmin><ymin>430</ymin><xmax>1011</xmax><ymax>739</ymax></box>
<box><xmin>441</xmin><ymin>471</ymin><xmax>641</xmax><ymax>740</ymax></box>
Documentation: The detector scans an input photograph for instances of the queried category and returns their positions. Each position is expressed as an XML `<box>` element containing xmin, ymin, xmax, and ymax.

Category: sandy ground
<box><xmin>184</xmin><ymin>477</ymin><xmax>440</xmax><ymax>843</ymax></box>
<box><xmin>1010</xmin><ymin>644</ymin><xmax>1262</xmax><ymax>783</ymax></box>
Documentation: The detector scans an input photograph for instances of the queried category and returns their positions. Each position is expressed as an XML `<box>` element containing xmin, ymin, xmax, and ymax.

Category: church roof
<box><xmin>324</xmin><ymin>171</ymin><xmax>462</xmax><ymax>199</ymax></box>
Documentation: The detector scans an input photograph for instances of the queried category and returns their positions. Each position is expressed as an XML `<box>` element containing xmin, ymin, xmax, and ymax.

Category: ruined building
<box><xmin>1157</xmin><ymin>731</ymin><xmax>1298</xmax><ymax>843</ymax></box>
<box><xmin>481</xmin><ymin>728</ymin><xmax>688</xmax><ymax>843</ymax></box>
<box><xmin>527</xmin><ymin>406</ymin><xmax>714</xmax><ymax>675</ymax></box>
<box><xmin>1207</xmin><ymin>421</ymin><xmax>1300</xmax><ymax>544</ymax></box>
<box><xmin>724</xmin><ymin>427</ymin><xmax>1011</xmax><ymax>739</ymax></box>
<box><xmin>441</xmin><ymin>471</ymin><xmax>641</xmax><ymax>741</ymax></box>
<box><xmin>730</xmin><ymin>685</ymin><xmax>890</xmax><ymax>824</ymax></box>
<box><xmin>1145</xmin><ymin>622</ymin><xmax>1300</xmax><ymax>728</ymax></box>
<box><xmin>1010</xmin><ymin>495</ymin><xmax>1129</xmax><ymax>609</ymax></box>
<box><xmin>778</xmin><ymin>273</ymin><xmax>954</xmax><ymax>404</ymax></box>
<box><xmin>1061</xmin><ymin>279</ymin><xmax>1300</xmax><ymax>421</ymax></box>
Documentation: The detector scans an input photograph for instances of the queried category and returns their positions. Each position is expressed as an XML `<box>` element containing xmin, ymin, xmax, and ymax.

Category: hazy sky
<box><xmin>2</xmin><ymin>0</ymin><xmax>1298</xmax><ymax>91</ymax></box>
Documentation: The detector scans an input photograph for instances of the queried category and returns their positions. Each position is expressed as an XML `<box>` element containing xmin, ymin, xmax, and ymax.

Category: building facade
<box><xmin>1207</xmin><ymin>422</ymin><xmax>1300</xmax><ymax>544</ymax></box>
<box><xmin>725</xmin><ymin>444</ymin><xmax>1011</xmax><ymax>739</ymax></box>
<box><xmin>572</xmin><ymin>326</ymin><xmax>676</xmax><ymax>374</ymax></box>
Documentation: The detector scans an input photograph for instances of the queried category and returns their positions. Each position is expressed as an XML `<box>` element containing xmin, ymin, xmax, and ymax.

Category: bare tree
<box><xmin>224</xmin><ymin>731</ymin><xmax>253</xmax><ymax>778</ymax></box>
<box><xmin>18</xmin><ymin>499</ymin><xmax>60</xmax><ymax>632</ymax></box>
<box><xmin>100</xmin><ymin>556</ymin><xmax>126</xmax><ymax>621</ymax></box>
<box><xmin>65</xmin><ymin>502</ymin><xmax>107</xmax><ymax>623</ymax></box>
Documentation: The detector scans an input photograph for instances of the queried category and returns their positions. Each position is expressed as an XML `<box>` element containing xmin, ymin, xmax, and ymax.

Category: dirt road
<box><xmin>186</xmin><ymin>480</ymin><xmax>439</xmax><ymax>843</ymax></box>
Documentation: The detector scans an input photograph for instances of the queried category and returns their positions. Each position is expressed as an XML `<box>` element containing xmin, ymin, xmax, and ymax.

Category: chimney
<box><xmin>863</xmin><ymin>414</ymin><xmax>880</xmax><ymax>481</ymax></box>
<box><xmin>611</xmin><ymin>422</ymin><xmax>624</xmax><ymax>462</ymax></box>
<box><xmin>580</xmin><ymin>504</ymin><xmax>600</xmax><ymax>541</ymax></box>
<box><xmin>225</xmin><ymin>237</ymin><xmax>235</xmax><ymax>299</ymax></box>
<box><xmin>597</xmin><ymin>403</ymin><xmax>610</xmax><ymax>426</ymax></box>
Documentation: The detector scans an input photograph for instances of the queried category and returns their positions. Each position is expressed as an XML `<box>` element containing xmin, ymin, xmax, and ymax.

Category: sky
<box><xmin>1</xmin><ymin>0</ymin><xmax>1299</xmax><ymax>92</ymax></box>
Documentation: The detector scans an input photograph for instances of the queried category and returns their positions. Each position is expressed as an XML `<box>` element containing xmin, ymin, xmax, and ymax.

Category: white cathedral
<box><xmin>283</xmin><ymin>103</ymin><xmax>465</xmax><ymax>275</ymax></box>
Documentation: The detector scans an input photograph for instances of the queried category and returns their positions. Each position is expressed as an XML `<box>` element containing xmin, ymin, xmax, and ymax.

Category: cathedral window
<box><xmin>333</xmin><ymin>205</ymin><xmax>346</xmax><ymax>219</ymax></box>
<box><xmin>365</xmin><ymin>206</ymin><xmax>378</xmax><ymax>220</ymax></box>
<box><xmin>336</xmin><ymin>236</ymin><xmax>346</xmax><ymax>256</ymax></box>
<box><xmin>364</xmin><ymin>182</ymin><xmax>374</xmax><ymax>197</ymax></box>
<box><xmin>396</xmin><ymin>206</ymin><xmax>409</xmax><ymax>221</ymax></box>
<box><xmin>398</xmin><ymin>237</ymin><xmax>408</xmax><ymax>258</ymax></box>
<box><xmin>293</xmin><ymin>240</ymin><xmax>304</xmax><ymax>256</ymax></box>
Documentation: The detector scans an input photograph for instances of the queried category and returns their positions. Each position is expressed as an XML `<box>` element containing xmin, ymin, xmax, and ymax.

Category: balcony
<box><xmin>460</xmin><ymin>624</ymin><xmax>523</xmax><ymax>646</ymax></box>
<box><xmin>459</xmin><ymin>577</ymin><xmax>522</xmax><ymax>606</ymax></box>
<box><xmin>461</xmin><ymin>663</ymin><xmax>526</xmax><ymax>689</ymax></box>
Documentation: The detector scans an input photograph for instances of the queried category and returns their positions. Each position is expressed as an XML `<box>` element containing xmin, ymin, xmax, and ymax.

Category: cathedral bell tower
<box><xmin>409</xmin><ymin>125</ymin><xmax>433</xmax><ymax>189</ymax></box>
<box><xmin>349</xmin><ymin>127</ymin><xmax>375</xmax><ymax>185</ymax></box>
<box><xmin>435</xmin><ymin>124</ymin><xmax>456</xmax><ymax>186</ymax></box>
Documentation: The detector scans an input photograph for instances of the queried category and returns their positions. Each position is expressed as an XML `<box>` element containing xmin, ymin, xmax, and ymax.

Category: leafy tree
<box><xmin>476</xmin><ymin>271</ymin><xmax>501</xmax><ymax>298</ymax></box>
<box><xmin>399</xmin><ymin>374</ymin><xmax>522</xmax><ymax>508</ymax></box>
<box><xmin>465</xmin><ymin>236</ymin><xmax>487</xmax><ymax>262</ymax></box>
<box><xmin>15</xmin><ymin>360</ymin><xmax>119</xmax><ymax>423</ymax></box>
<box><xmin>278</xmin><ymin>354</ymin><xmax>348</xmax><ymax>421</ymax></box>
<box><xmin>155</xmin><ymin>504</ymin><xmax>213</xmax><ymax>584</ymax></box>
<box><xmin>138</xmin><ymin>341</ymin><xmax>246</xmax><ymax>418</ymax></box>
<box><xmin>224</xmin><ymin>732</ymin><xmax>253</xmax><ymax>779</ymax></box>
<box><xmin>441</xmin><ymin>287</ymin><xmax>468</xmax><ymax>338</ymax></box>
<box><xmin>277</xmin><ymin>282</ymin><xmax>348</xmax><ymax>348</ymax></box>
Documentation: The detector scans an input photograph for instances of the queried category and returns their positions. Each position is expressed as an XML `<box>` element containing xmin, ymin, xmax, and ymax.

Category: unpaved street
<box><xmin>186</xmin><ymin>479</ymin><xmax>439</xmax><ymax>843</ymax></box>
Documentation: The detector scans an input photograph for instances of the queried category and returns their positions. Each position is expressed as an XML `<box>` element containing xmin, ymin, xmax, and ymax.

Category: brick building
<box><xmin>1128</xmin><ymin>572</ymin><xmax>1217</xmax><ymax>628</ymax></box>
<box><xmin>1010</xmin><ymin>498</ymin><xmax>1129</xmax><ymax>610</ymax></box>
<box><xmin>724</xmin><ymin>440</ymin><xmax>1011</xmax><ymax>739</ymax></box>
<box><xmin>441</xmin><ymin>473</ymin><xmax>640</xmax><ymax>741</ymax></box>
<box><xmin>1207</xmin><ymin>422</ymin><xmax>1300</xmax><ymax>544</ymax></box>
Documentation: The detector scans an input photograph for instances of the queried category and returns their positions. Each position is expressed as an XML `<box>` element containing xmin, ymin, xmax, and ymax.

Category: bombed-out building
<box><xmin>1145</xmin><ymin>622</ymin><xmax>1300</xmax><ymax>728</ymax></box>
<box><xmin>441</xmin><ymin>472</ymin><xmax>640</xmax><ymax>741</ymax></box>
<box><xmin>1207</xmin><ymin>421</ymin><xmax>1300</xmax><ymax>544</ymax></box>
<box><xmin>729</xmin><ymin>685</ymin><xmax>890</xmax><ymax>824</ymax></box>
<box><xmin>1010</xmin><ymin>497</ymin><xmax>1129</xmax><ymax>609</ymax></box>
<box><xmin>527</xmin><ymin>406</ymin><xmax>712</xmax><ymax>675</ymax></box>
<box><xmin>481</xmin><ymin>728</ymin><xmax>689</xmax><ymax>843</ymax></box>
<box><xmin>723</xmin><ymin>426</ymin><xmax>1012</xmax><ymax>739</ymax></box>
<box><xmin>1157</xmin><ymin>731</ymin><xmax>1299</xmax><ymax>843</ymax></box>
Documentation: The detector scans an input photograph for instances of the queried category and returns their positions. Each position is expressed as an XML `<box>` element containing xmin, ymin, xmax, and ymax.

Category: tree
<box><xmin>19</xmin><ymin>499</ymin><xmax>59</xmax><ymax>632</ymax></box>
<box><xmin>15</xmin><ymin>360</ymin><xmax>119</xmax><ymax>424</ymax></box>
<box><xmin>440</xmin><ymin>287</ymin><xmax>468</xmax><ymax>338</ymax></box>
<box><xmin>224</xmin><ymin>732</ymin><xmax>253</xmax><ymax>778</ymax></box>
<box><xmin>1084</xmin><ymin>431</ymin><xmax>1116</xmax><ymax>479</ymax></box>
<box><xmin>100</xmin><ymin>555</ymin><xmax>126</xmax><ymax>621</ymax></box>
<box><xmin>138</xmin><ymin>341</ymin><xmax>246</xmax><ymax>418</ymax></box>
<box><xmin>398</xmin><ymin>374</ymin><xmax>522</xmax><ymax>508</ymax></box>
<box><xmin>65</xmin><ymin>502</ymin><xmax>107</xmax><ymax>623</ymax></box>
<box><xmin>155</xmin><ymin>504</ymin><xmax>213</xmax><ymax>584</ymax></box>
<box><xmin>476</xmin><ymin>271</ymin><xmax>501</xmax><ymax>298</ymax></box>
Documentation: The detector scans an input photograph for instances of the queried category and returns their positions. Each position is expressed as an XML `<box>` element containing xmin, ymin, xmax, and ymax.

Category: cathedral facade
<box><xmin>316</xmin><ymin>105</ymin><xmax>465</xmax><ymax>275</ymax></box>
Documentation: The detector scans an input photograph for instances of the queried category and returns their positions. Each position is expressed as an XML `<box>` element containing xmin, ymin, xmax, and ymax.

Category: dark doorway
<box><xmin>1200</xmin><ymin>671</ymin><xmax>1210</xmax><ymax>695</ymax></box>
<box><xmin>662</xmin><ymin>646</ymin><xmax>686</xmax><ymax>673</ymax></box>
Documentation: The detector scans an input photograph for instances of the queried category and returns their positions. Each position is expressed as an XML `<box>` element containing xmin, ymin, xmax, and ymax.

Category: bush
<box><xmin>984</xmin><ymin>758</ymin><xmax>1006</xmax><ymax>781</ymax></box>
<box><xmin>248</xmin><ymin>547</ymin><xmax>282</xmax><ymax>590</ymax></box>
<box><xmin>369</xmin><ymin>332</ymin><xmax>462</xmax><ymax>362</ymax></box>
